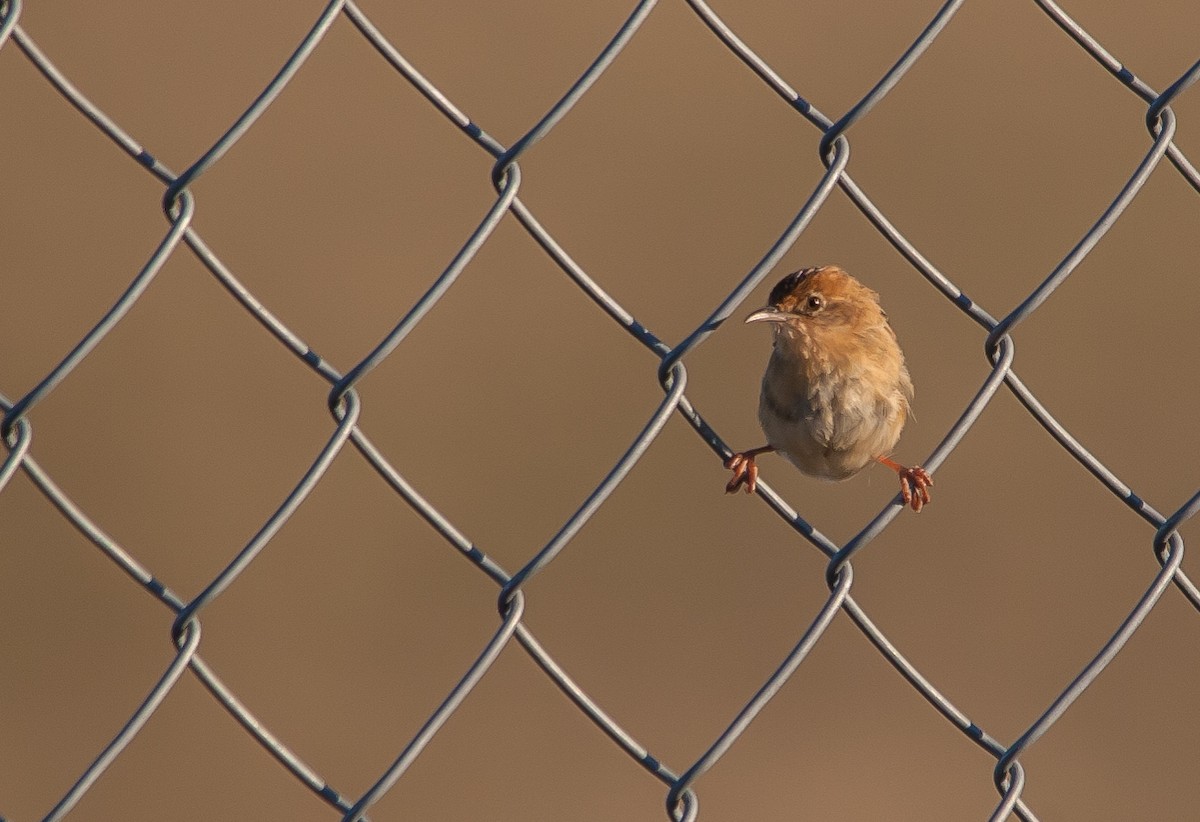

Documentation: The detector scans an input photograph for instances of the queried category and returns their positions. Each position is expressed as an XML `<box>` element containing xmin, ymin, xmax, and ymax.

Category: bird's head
<box><xmin>745</xmin><ymin>266</ymin><xmax>887</xmax><ymax>344</ymax></box>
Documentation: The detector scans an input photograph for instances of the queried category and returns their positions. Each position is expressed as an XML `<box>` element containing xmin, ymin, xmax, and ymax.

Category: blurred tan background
<box><xmin>2</xmin><ymin>1</ymin><xmax>1199</xmax><ymax>820</ymax></box>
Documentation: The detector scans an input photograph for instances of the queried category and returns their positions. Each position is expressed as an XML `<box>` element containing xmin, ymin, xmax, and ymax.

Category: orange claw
<box><xmin>724</xmin><ymin>446</ymin><xmax>775</xmax><ymax>494</ymax></box>
<box><xmin>878</xmin><ymin>456</ymin><xmax>933</xmax><ymax>512</ymax></box>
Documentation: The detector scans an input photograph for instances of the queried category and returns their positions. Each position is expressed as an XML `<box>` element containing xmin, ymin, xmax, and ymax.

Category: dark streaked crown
<box><xmin>767</xmin><ymin>267</ymin><xmax>823</xmax><ymax>307</ymax></box>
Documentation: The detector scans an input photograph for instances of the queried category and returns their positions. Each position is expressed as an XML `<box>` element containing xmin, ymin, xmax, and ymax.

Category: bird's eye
<box><xmin>806</xmin><ymin>295</ymin><xmax>823</xmax><ymax>311</ymax></box>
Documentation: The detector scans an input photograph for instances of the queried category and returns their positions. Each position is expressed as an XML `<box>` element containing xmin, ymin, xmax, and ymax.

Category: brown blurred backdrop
<box><xmin>2</xmin><ymin>2</ymin><xmax>1199</xmax><ymax>820</ymax></box>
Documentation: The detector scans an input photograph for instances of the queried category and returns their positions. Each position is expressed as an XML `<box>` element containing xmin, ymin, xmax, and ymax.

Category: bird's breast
<box><xmin>757</xmin><ymin>347</ymin><xmax>907</xmax><ymax>481</ymax></box>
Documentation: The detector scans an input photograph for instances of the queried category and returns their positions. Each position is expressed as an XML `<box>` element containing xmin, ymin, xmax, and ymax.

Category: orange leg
<box><xmin>724</xmin><ymin>445</ymin><xmax>775</xmax><ymax>494</ymax></box>
<box><xmin>877</xmin><ymin>455</ymin><xmax>933</xmax><ymax>513</ymax></box>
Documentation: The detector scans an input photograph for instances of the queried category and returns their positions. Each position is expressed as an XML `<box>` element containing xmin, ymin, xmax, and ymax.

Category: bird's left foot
<box><xmin>877</xmin><ymin>456</ymin><xmax>933</xmax><ymax>512</ymax></box>
<box><xmin>897</xmin><ymin>465</ymin><xmax>933</xmax><ymax>513</ymax></box>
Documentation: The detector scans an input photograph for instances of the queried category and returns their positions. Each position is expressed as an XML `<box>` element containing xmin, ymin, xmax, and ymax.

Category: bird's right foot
<box><xmin>724</xmin><ymin>446</ymin><xmax>774</xmax><ymax>494</ymax></box>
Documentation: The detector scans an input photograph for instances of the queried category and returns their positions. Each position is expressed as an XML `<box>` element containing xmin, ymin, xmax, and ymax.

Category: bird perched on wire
<box><xmin>724</xmin><ymin>265</ymin><xmax>932</xmax><ymax>512</ymax></box>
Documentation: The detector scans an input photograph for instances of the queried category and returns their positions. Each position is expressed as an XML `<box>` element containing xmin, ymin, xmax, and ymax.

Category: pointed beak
<box><xmin>744</xmin><ymin>307</ymin><xmax>787</xmax><ymax>324</ymax></box>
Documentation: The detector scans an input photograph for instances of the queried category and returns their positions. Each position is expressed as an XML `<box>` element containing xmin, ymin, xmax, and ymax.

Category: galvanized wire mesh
<box><xmin>1</xmin><ymin>1</ymin><xmax>1198</xmax><ymax>820</ymax></box>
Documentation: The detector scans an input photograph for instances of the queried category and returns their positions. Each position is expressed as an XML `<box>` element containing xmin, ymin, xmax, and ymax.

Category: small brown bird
<box><xmin>725</xmin><ymin>266</ymin><xmax>932</xmax><ymax>512</ymax></box>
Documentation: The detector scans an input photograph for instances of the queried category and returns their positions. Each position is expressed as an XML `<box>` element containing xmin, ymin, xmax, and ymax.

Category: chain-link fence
<box><xmin>2</xmin><ymin>1</ymin><xmax>1198</xmax><ymax>820</ymax></box>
